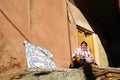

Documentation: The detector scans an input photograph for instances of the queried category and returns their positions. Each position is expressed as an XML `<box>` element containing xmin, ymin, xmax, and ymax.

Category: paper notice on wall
<box><xmin>24</xmin><ymin>40</ymin><xmax>57</xmax><ymax>69</ymax></box>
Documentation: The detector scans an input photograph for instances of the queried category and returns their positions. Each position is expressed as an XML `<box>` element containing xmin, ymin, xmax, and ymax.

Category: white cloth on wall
<box><xmin>24</xmin><ymin>40</ymin><xmax>57</xmax><ymax>69</ymax></box>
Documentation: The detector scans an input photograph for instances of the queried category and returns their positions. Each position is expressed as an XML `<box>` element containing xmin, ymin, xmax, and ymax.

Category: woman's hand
<box><xmin>86</xmin><ymin>57</ymin><xmax>93</xmax><ymax>63</ymax></box>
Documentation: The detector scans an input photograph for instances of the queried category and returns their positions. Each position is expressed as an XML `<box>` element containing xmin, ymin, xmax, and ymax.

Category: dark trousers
<box><xmin>69</xmin><ymin>59</ymin><xmax>98</xmax><ymax>68</ymax></box>
<box><xmin>69</xmin><ymin>59</ymin><xmax>87</xmax><ymax>68</ymax></box>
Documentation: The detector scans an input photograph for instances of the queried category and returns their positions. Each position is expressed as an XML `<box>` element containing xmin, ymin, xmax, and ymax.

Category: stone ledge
<box><xmin>0</xmin><ymin>64</ymin><xmax>120</xmax><ymax>80</ymax></box>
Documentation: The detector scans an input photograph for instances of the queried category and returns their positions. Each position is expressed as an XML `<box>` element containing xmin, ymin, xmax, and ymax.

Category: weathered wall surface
<box><xmin>0</xmin><ymin>0</ymin><xmax>71</xmax><ymax>72</ymax></box>
<box><xmin>0</xmin><ymin>0</ymin><xmax>30</xmax><ymax>70</ymax></box>
<box><xmin>30</xmin><ymin>0</ymin><xmax>71</xmax><ymax>68</ymax></box>
<box><xmin>93</xmin><ymin>34</ymin><xmax>109</xmax><ymax>67</ymax></box>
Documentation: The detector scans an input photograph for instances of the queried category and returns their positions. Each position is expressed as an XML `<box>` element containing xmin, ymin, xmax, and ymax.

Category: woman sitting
<box><xmin>70</xmin><ymin>41</ymin><xmax>97</xmax><ymax>68</ymax></box>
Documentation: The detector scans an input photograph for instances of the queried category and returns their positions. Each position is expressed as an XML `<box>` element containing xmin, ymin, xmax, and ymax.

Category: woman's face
<box><xmin>81</xmin><ymin>43</ymin><xmax>87</xmax><ymax>50</ymax></box>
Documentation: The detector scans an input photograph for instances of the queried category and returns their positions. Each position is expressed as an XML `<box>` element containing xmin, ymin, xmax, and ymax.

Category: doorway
<box><xmin>77</xmin><ymin>26</ymin><xmax>95</xmax><ymax>59</ymax></box>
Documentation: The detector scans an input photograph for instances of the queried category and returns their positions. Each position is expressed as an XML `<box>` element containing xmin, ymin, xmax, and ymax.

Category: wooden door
<box><xmin>77</xmin><ymin>29</ymin><xmax>85</xmax><ymax>45</ymax></box>
<box><xmin>77</xmin><ymin>27</ymin><xmax>95</xmax><ymax>59</ymax></box>
<box><xmin>84</xmin><ymin>33</ymin><xmax>95</xmax><ymax>59</ymax></box>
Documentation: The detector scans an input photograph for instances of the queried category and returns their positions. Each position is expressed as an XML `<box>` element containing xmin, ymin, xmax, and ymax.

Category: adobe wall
<box><xmin>0</xmin><ymin>0</ymin><xmax>31</xmax><ymax>70</ymax></box>
<box><xmin>0</xmin><ymin>0</ymin><xmax>71</xmax><ymax>71</ymax></box>
<box><xmin>30</xmin><ymin>0</ymin><xmax>71</xmax><ymax>68</ymax></box>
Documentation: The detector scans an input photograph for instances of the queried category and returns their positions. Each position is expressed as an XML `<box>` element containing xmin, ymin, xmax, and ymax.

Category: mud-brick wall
<box><xmin>0</xmin><ymin>0</ymin><xmax>71</xmax><ymax>72</ymax></box>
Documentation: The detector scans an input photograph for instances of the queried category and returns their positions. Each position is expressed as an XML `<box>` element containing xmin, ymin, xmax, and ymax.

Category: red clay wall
<box><xmin>0</xmin><ymin>0</ymin><xmax>31</xmax><ymax>70</ymax></box>
<box><xmin>30</xmin><ymin>0</ymin><xmax>71</xmax><ymax>68</ymax></box>
<box><xmin>0</xmin><ymin>0</ymin><xmax>71</xmax><ymax>70</ymax></box>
